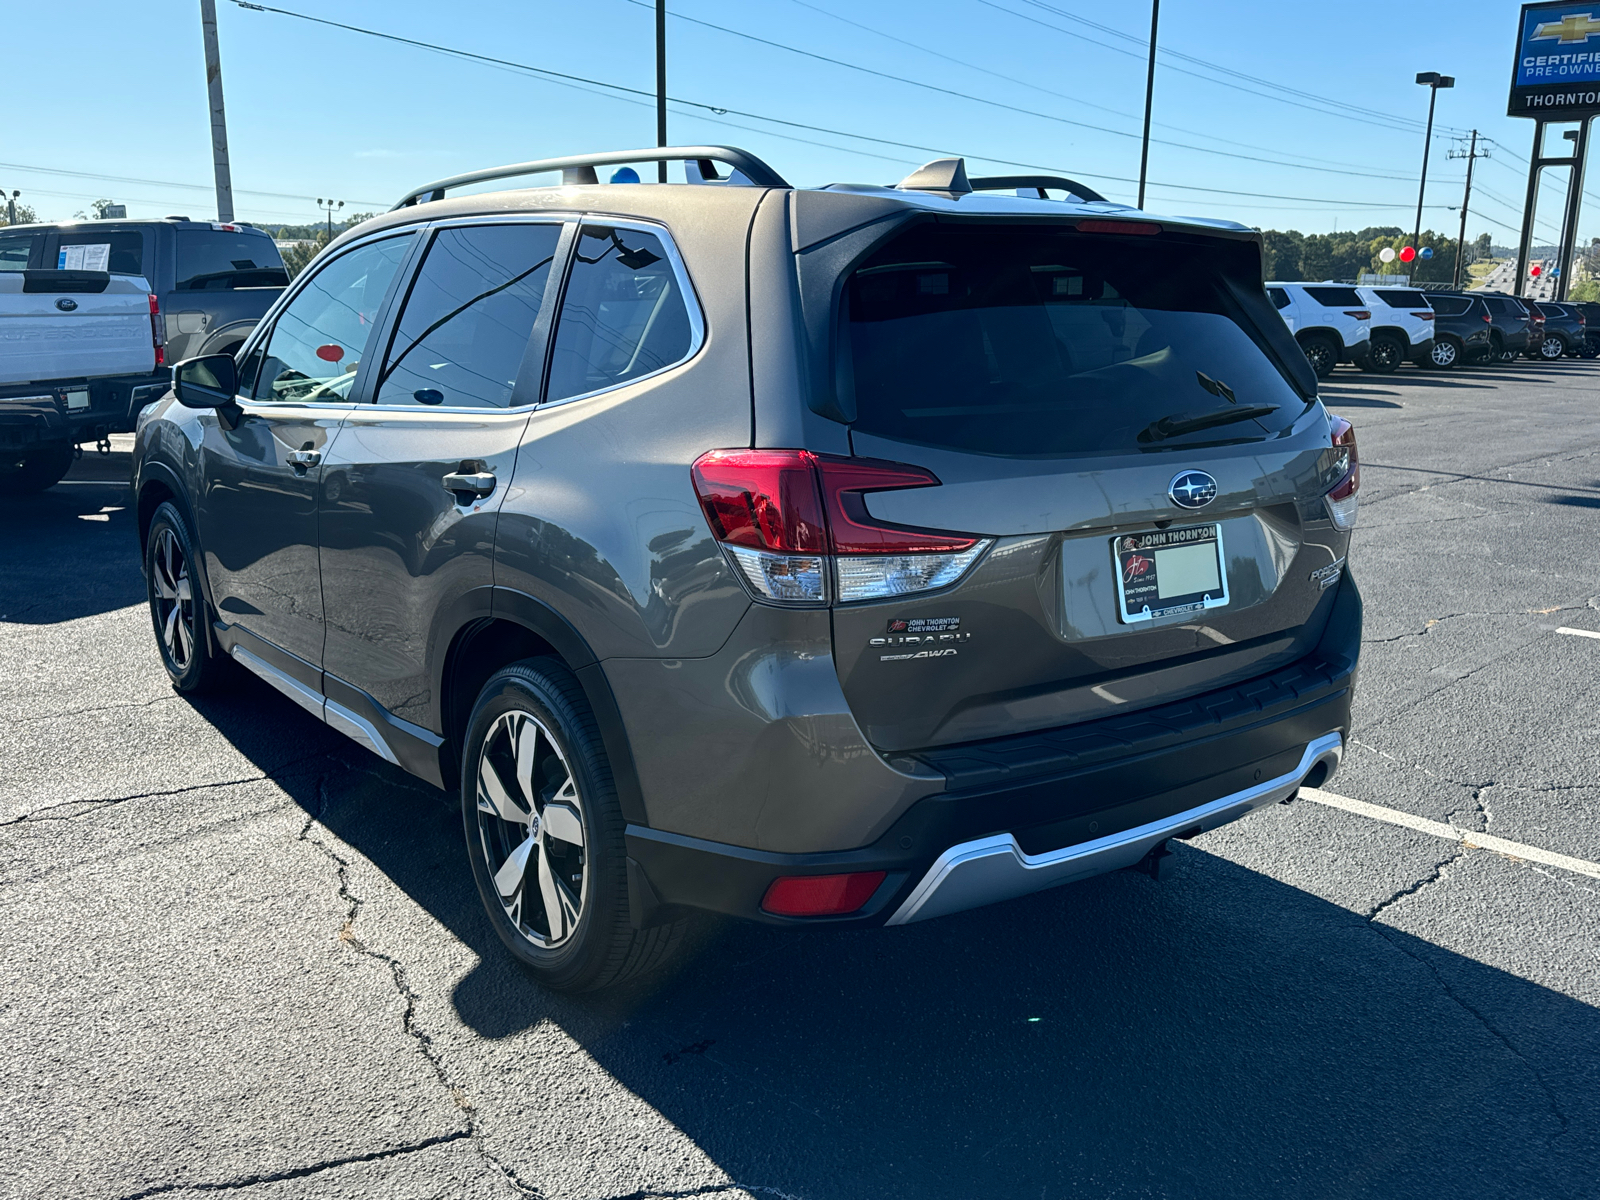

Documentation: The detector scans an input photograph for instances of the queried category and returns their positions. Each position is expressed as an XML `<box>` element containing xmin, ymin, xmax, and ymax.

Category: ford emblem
<box><xmin>55</xmin><ymin>298</ymin><xmax>78</xmax><ymax>312</ymax></box>
<box><xmin>1168</xmin><ymin>470</ymin><xmax>1218</xmax><ymax>509</ymax></box>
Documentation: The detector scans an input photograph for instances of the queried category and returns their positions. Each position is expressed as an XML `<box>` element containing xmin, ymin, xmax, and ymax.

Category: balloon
<box><xmin>1379</xmin><ymin>247</ymin><xmax>1396</xmax><ymax>263</ymax></box>
<box><xmin>1420</xmin><ymin>247</ymin><xmax>1434</xmax><ymax>259</ymax></box>
<box><xmin>1399</xmin><ymin>246</ymin><xmax>1417</xmax><ymax>263</ymax></box>
<box><xmin>1531</xmin><ymin>264</ymin><xmax>1543</xmax><ymax>276</ymax></box>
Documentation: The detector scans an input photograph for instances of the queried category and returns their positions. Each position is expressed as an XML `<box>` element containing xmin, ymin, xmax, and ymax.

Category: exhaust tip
<box><xmin>1301</xmin><ymin>751</ymin><xmax>1340</xmax><ymax>791</ymax></box>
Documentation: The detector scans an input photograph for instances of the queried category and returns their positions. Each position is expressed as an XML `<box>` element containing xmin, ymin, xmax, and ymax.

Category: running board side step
<box><xmin>230</xmin><ymin>645</ymin><xmax>400</xmax><ymax>766</ymax></box>
<box><xmin>884</xmin><ymin>733</ymin><xmax>1344</xmax><ymax>926</ymax></box>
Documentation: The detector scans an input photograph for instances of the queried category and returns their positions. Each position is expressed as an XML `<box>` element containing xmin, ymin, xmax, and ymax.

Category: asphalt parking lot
<box><xmin>3</xmin><ymin>360</ymin><xmax>1599</xmax><ymax>1200</ymax></box>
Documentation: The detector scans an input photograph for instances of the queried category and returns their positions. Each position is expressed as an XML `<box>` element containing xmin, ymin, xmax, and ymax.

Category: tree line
<box><xmin>1259</xmin><ymin>226</ymin><xmax>1495</xmax><ymax>284</ymax></box>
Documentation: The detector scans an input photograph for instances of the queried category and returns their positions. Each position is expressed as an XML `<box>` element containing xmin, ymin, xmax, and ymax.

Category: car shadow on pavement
<box><xmin>181</xmin><ymin>681</ymin><xmax>1600</xmax><ymax>1200</ymax></box>
<box><xmin>0</xmin><ymin>446</ymin><xmax>144</xmax><ymax>624</ymax></box>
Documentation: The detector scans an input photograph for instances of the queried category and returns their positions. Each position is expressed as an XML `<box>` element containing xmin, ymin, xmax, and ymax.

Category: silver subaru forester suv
<box><xmin>134</xmin><ymin>146</ymin><xmax>1360</xmax><ymax>990</ymax></box>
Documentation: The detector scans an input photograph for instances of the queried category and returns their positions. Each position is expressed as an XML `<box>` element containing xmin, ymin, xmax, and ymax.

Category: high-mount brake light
<box><xmin>1325</xmin><ymin>415</ymin><xmax>1359</xmax><ymax>532</ymax></box>
<box><xmin>148</xmin><ymin>293</ymin><xmax>165</xmax><ymax>368</ymax></box>
<box><xmin>762</xmin><ymin>871</ymin><xmax>886</xmax><ymax>917</ymax></box>
<box><xmin>1075</xmin><ymin>219</ymin><xmax>1160</xmax><ymax>236</ymax></box>
<box><xmin>691</xmin><ymin>450</ymin><xmax>990</xmax><ymax>605</ymax></box>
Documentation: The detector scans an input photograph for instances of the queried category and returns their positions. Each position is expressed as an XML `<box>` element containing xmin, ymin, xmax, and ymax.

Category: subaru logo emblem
<box><xmin>1168</xmin><ymin>470</ymin><xmax>1217</xmax><ymax>509</ymax></box>
<box><xmin>55</xmin><ymin>298</ymin><xmax>78</xmax><ymax>312</ymax></box>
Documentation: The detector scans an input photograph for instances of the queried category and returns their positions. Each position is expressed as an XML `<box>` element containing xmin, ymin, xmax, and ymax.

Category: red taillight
<box><xmin>149</xmin><ymin>293</ymin><xmax>165</xmax><ymax>368</ymax></box>
<box><xmin>1075</xmin><ymin>219</ymin><xmax>1160</xmax><ymax>236</ymax></box>
<box><xmin>1344</xmin><ymin>310</ymin><xmax>1372</xmax><ymax>320</ymax></box>
<box><xmin>1483</xmin><ymin>313</ymin><xmax>1493</xmax><ymax>322</ymax></box>
<box><xmin>691</xmin><ymin>450</ymin><xmax>987</xmax><ymax>604</ymax></box>
<box><xmin>761</xmin><ymin>871</ymin><xmax>886</xmax><ymax>917</ymax></box>
<box><xmin>1533</xmin><ymin>313</ymin><xmax>1546</xmax><ymax>324</ymax></box>
<box><xmin>1326</xmin><ymin>415</ymin><xmax>1359</xmax><ymax>531</ymax></box>
<box><xmin>1414</xmin><ymin>311</ymin><xmax>1434</xmax><ymax>320</ymax></box>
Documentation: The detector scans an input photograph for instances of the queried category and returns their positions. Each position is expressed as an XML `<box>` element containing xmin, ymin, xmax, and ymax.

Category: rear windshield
<box><xmin>1373</xmin><ymin>289</ymin><xmax>1427</xmax><ymax>308</ymax></box>
<box><xmin>57</xmin><ymin>229</ymin><xmax>143</xmax><ymax>274</ymax></box>
<box><xmin>1429</xmin><ymin>296</ymin><xmax>1472</xmax><ymax>315</ymax></box>
<box><xmin>0</xmin><ymin>232</ymin><xmax>36</xmax><ymax>272</ymax></box>
<box><xmin>1302</xmin><ymin>286</ymin><xmax>1363</xmax><ymax>307</ymax></box>
<box><xmin>175</xmin><ymin>229</ymin><xmax>289</xmax><ymax>290</ymax></box>
<box><xmin>845</xmin><ymin>225</ymin><xmax>1305</xmax><ymax>458</ymax></box>
<box><xmin>1536</xmin><ymin>303</ymin><xmax>1565</xmax><ymax>317</ymax></box>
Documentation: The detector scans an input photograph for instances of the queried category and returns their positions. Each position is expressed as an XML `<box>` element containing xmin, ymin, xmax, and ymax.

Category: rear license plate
<box><xmin>63</xmin><ymin>389</ymin><xmax>90</xmax><ymax>411</ymax></box>
<box><xmin>1112</xmin><ymin>524</ymin><xmax>1229</xmax><ymax>623</ymax></box>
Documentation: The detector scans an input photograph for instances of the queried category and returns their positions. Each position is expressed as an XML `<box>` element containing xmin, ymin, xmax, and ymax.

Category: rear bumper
<box><xmin>626</xmin><ymin>571</ymin><xmax>1362</xmax><ymax>928</ymax></box>
<box><xmin>1407</xmin><ymin>337</ymin><xmax>1436</xmax><ymax>361</ymax></box>
<box><xmin>0</xmin><ymin>373</ymin><xmax>169</xmax><ymax>447</ymax></box>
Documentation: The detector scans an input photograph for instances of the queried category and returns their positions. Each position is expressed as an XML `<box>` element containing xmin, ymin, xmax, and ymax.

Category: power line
<box><xmin>631</xmin><ymin>0</ymin><xmax>1421</xmax><ymax>183</ymax></box>
<box><xmin>0</xmin><ymin>158</ymin><xmax>386</xmax><ymax>209</ymax></box>
<box><xmin>229</xmin><ymin>1</ymin><xmax>1424</xmax><ymax>215</ymax></box>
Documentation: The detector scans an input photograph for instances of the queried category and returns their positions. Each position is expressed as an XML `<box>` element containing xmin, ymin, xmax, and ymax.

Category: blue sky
<box><xmin>2</xmin><ymin>1</ymin><xmax>1580</xmax><ymax>244</ymax></box>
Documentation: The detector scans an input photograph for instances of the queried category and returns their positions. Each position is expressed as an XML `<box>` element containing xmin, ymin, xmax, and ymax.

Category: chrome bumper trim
<box><xmin>885</xmin><ymin>732</ymin><xmax>1343</xmax><ymax>927</ymax></box>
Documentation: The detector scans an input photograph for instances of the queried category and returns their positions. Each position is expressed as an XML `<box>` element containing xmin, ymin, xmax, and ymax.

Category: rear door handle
<box><xmin>443</xmin><ymin>470</ymin><xmax>496</xmax><ymax>501</ymax></box>
<box><xmin>286</xmin><ymin>449</ymin><xmax>321</xmax><ymax>470</ymax></box>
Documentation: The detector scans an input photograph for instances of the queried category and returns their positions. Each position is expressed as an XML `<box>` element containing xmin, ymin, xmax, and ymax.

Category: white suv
<box><xmin>1266</xmin><ymin>282</ymin><xmax>1373</xmax><ymax>378</ymax></box>
<box><xmin>1356</xmin><ymin>286</ymin><xmax>1436</xmax><ymax>372</ymax></box>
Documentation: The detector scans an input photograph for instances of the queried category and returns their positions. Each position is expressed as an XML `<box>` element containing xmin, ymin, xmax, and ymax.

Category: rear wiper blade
<box><xmin>1138</xmin><ymin>404</ymin><xmax>1280</xmax><ymax>444</ymax></box>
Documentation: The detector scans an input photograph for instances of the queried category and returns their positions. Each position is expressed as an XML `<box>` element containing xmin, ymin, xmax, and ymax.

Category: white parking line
<box><xmin>1556</xmin><ymin>627</ymin><xmax>1600</xmax><ymax>640</ymax></box>
<box><xmin>1302</xmin><ymin>788</ymin><xmax>1600</xmax><ymax>881</ymax></box>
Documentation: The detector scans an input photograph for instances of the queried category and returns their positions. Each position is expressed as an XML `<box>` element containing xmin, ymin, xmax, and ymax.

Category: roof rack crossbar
<box><xmin>393</xmin><ymin>145</ymin><xmax>789</xmax><ymax>209</ymax></box>
<box><xmin>968</xmin><ymin>175</ymin><xmax>1109</xmax><ymax>204</ymax></box>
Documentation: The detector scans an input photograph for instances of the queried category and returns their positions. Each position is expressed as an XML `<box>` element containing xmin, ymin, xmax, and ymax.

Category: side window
<box><xmin>0</xmin><ymin>233</ymin><xmax>36</xmax><ymax>272</ymax></box>
<box><xmin>1267</xmin><ymin>287</ymin><xmax>1290</xmax><ymax>310</ymax></box>
<box><xmin>254</xmin><ymin>235</ymin><xmax>412</xmax><ymax>403</ymax></box>
<box><xmin>545</xmin><ymin>225</ymin><xmax>694</xmax><ymax>403</ymax></box>
<box><xmin>374</xmin><ymin>223</ymin><xmax>561</xmax><ymax>408</ymax></box>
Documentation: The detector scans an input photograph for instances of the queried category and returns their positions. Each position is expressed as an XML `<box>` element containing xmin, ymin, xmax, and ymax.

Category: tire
<box><xmin>0</xmin><ymin>441</ymin><xmax>74</xmax><ymax>496</ymax></box>
<box><xmin>1300</xmin><ymin>334</ymin><xmax>1339</xmax><ymax>379</ymax></box>
<box><xmin>1485</xmin><ymin>333</ymin><xmax>1505</xmax><ymax>364</ymax></box>
<box><xmin>1427</xmin><ymin>338</ymin><xmax>1461</xmax><ymax>369</ymax></box>
<box><xmin>1499</xmin><ymin>346</ymin><xmax>1519</xmax><ymax>363</ymax></box>
<box><xmin>461</xmin><ymin>658</ymin><xmax>688</xmax><ymax>992</ymax></box>
<box><xmin>144</xmin><ymin>501</ymin><xmax>232</xmax><ymax>693</ymax></box>
<box><xmin>1582</xmin><ymin>335</ymin><xmax>1600</xmax><ymax>360</ymax></box>
<box><xmin>1540</xmin><ymin>335</ymin><xmax>1566</xmax><ymax>360</ymax></box>
<box><xmin>1365</xmin><ymin>334</ymin><xmax>1403</xmax><ymax>373</ymax></box>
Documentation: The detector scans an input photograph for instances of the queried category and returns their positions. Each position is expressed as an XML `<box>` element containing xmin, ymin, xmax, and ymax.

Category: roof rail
<box><xmin>969</xmin><ymin>175</ymin><xmax>1108</xmax><ymax>204</ymax></box>
<box><xmin>393</xmin><ymin>145</ymin><xmax>789</xmax><ymax>209</ymax></box>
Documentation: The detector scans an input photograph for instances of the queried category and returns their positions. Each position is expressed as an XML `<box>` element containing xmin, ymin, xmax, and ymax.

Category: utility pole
<box><xmin>4</xmin><ymin>191</ymin><xmax>17</xmax><ymax>226</ymax></box>
<box><xmin>1412</xmin><ymin>72</ymin><xmax>1454</xmax><ymax>255</ymax></box>
<box><xmin>199</xmin><ymin>0</ymin><xmax>235</xmax><ymax>223</ymax></box>
<box><xmin>1449</xmin><ymin>131</ymin><xmax>1485</xmax><ymax>290</ymax></box>
<box><xmin>656</xmin><ymin>0</ymin><xmax>667</xmax><ymax>183</ymax></box>
<box><xmin>1136</xmin><ymin>0</ymin><xmax>1159</xmax><ymax>210</ymax></box>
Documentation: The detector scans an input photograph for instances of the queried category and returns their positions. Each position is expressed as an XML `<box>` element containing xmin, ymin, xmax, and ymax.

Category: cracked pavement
<box><xmin>2</xmin><ymin>363</ymin><xmax>1599</xmax><ymax>1199</ymax></box>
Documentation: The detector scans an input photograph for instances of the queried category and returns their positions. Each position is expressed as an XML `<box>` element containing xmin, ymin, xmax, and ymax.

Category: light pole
<box><xmin>656</xmin><ymin>0</ymin><xmax>667</xmax><ymax>183</ymax></box>
<box><xmin>1412</xmin><ymin>72</ymin><xmax>1455</xmax><ymax>261</ymax></box>
<box><xmin>1136</xmin><ymin>0</ymin><xmax>1160</xmax><ymax>210</ymax></box>
<box><xmin>316</xmin><ymin>198</ymin><xmax>344</xmax><ymax>240</ymax></box>
<box><xmin>2</xmin><ymin>190</ymin><xmax>17</xmax><ymax>226</ymax></box>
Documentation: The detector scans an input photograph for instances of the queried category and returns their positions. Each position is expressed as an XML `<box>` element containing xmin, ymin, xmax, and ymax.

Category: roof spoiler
<box><xmin>393</xmin><ymin>145</ymin><xmax>790</xmax><ymax>209</ymax></box>
<box><xmin>969</xmin><ymin>174</ymin><xmax>1108</xmax><ymax>204</ymax></box>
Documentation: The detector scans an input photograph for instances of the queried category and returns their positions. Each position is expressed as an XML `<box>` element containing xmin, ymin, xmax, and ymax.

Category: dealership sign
<box><xmin>1510</xmin><ymin>2</ymin><xmax>1600</xmax><ymax>117</ymax></box>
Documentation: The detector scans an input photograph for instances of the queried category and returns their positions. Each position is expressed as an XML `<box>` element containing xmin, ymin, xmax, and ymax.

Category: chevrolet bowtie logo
<box><xmin>1533</xmin><ymin>12</ymin><xmax>1600</xmax><ymax>44</ymax></box>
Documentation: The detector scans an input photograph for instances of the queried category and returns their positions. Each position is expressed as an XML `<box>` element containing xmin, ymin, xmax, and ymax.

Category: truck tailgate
<box><xmin>0</xmin><ymin>272</ymin><xmax>155</xmax><ymax>386</ymax></box>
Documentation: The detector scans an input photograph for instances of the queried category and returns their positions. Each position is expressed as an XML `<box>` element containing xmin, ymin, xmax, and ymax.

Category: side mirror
<box><xmin>173</xmin><ymin>354</ymin><xmax>240</xmax><ymax>409</ymax></box>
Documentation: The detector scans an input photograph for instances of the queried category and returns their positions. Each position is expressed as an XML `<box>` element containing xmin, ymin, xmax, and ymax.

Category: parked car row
<box><xmin>1267</xmin><ymin>280</ymin><xmax>1597</xmax><ymax>376</ymax></box>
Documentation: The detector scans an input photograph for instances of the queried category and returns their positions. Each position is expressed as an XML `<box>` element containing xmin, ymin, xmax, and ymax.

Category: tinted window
<box><xmin>845</xmin><ymin>225</ymin><xmax>1305</xmax><ymax>458</ymax></box>
<box><xmin>57</xmin><ymin>229</ymin><xmax>142</xmax><ymax>275</ymax></box>
<box><xmin>1267</xmin><ymin>287</ymin><xmax>1290</xmax><ymax>309</ymax></box>
<box><xmin>1374</xmin><ymin>290</ymin><xmax>1427</xmax><ymax>308</ymax></box>
<box><xmin>1536</xmin><ymin>303</ymin><xmax>1564</xmax><ymax>318</ymax></box>
<box><xmin>1303</xmin><ymin>286</ymin><xmax>1363</xmax><ymax>307</ymax></box>
<box><xmin>254</xmin><ymin>235</ymin><xmax>411</xmax><ymax>403</ymax></box>
<box><xmin>545</xmin><ymin>225</ymin><xmax>693</xmax><ymax>403</ymax></box>
<box><xmin>1481</xmin><ymin>297</ymin><xmax>1510</xmax><ymax>314</ymax></box>
<box><xmin>375</xmin><ymin>223</ymin><xmax>560</xmax><ymax>408</ymax></box>
<box><xmin>1429</xmin><ymin>296</ymin><xmax>1472</xmax><ymax>315</ymax></box>
<box><xmin>0</xmin><ymin>232</ymin><xmax>36</xmax><ymax>272</ymax></box>
<box><xmin>175</xmin><ymin>229</ymin><xmax>289</xmax><ymax>290</ymax></box>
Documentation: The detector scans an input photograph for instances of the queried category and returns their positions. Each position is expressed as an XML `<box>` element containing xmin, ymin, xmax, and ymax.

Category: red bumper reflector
<box><xmin>762</xmin><ymin>871</ymin><xmax>887</xmax><ymax>917</ymax></box>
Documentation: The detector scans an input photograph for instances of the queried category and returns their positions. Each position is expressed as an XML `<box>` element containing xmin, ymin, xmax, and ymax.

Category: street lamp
<box><xmin>1413</xmin><ymin>72</ymin><xmax>1455</xmax><ymax>266</ymax></box>
<box><xmin>316</xmin><ymin>198</ymin><xmax>344</xmax><ymax>240</ymax></box>
<box><xmin>1</xmin><ymin>190</ymin><xmax>18</xmax><ymax>226</ymax></box>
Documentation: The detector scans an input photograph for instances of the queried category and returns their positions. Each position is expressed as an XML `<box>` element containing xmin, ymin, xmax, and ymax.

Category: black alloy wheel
<box><xmin>461</xmin><ymin>658</ymin><xmax>688</xmax><ymax>992</ymax></box>
<box><xmin>1300</xmin><ymin>335</ymin><xmax>1338</xmax><ymax>379</ymax></box>
<box><xmin>144</xmin><ymin>501</ymin><xmax>231</xmax><ymax>693</ymax></box>
<box><xmin>1366</xmin><ymin>334</ymin><xmax>1403</xmax><ymax>373</ymax></box>
<box><xmin>1582</xmin><ymin>335</ymin><xmax>1600</xmax><ymax>360</ymax></box>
